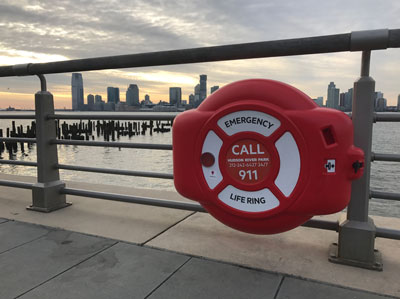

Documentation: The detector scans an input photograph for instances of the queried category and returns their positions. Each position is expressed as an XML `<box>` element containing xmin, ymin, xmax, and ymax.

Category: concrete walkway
<box><xmin>0</xmin><ymin>173</ymin><xmax>399</xmax><ymax>298</ymax></box>
<box><xmin>0</xmin><ymin>219</ymin><xmax>393</xmax><ymax>299</ymax></box>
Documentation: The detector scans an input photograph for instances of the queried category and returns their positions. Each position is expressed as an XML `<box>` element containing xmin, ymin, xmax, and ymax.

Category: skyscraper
<box><xmin>107</xmin><ymin>87</ymin><xmax>120</xmax><ymax>104</ymax></box>
<box><xmin>376</xmin><ymin>98</ymin><xmax>386</xmax><ymax>112</ymax></box>
<box><xmin>397</xmin><ymin>95</ymin><xmax>400</xmax><ymax>111</ymax></box>
<box><xmin>327</xmin><ymin>82</ymin><xmax>339</xmax><ymax>109</ymax></box>
<box><xmin>95</xmin><ymin>95</ymin><xmax>103</xmax><ymax>103</ymax></box>
<box><xmin>374</xmin><ymin>91</ymin><xmax>384</xmax><ymax>110</ymax></box>
<box><xmin>189</xmin><ymin>94</ymin><xmax>195</xmax><ymax>106</ymax></box>
<box><xmin>211</xmin><ymin>86</ymin><xmax>219</xmax><ymax>94</ymax></box>
<box><xmin>87</xmin><ymin>94</ymin><xmax>94</xmax><ymax>108</ymax></box>
<box><xmin>344</xmin><ymin>88</ymin><xmax>353</xmax><ymax>111</ymax></box>
<box><xmin>144</xmin><ymin>94</ymin><xmax>151</xmax><ymax>105</ymax></box>
<box><xmin>169</xmin><ymin>87</ymin><xmax>182</xmax><ymax>106</ymax></box>
<box><xmin>313</xmin><ymin>97</ymin><xmax>323</xmax><ymax>107</ymax></box>
<box><xmin>194</xmin><ymin>84</ymin><xmax>200</xmax><ymax>107</ymax></box>
<box><xmin>71</xmin><ymin>73</ymin><xmax>84</xmax><ymax>111</ymax></box>
<box><xmin>339</xmin><ymin>92</ymin><xmax>346</xmax><ymax>108</ymax></box>
<box><xmin>199</xmin><ymin>75</ymin><xmax>207</xmax><ymax>103</ymax></box>
<box><xmin>126</xmin><ymin>84</ymin><xmax>139</xmax><ymax>106</ymax></box>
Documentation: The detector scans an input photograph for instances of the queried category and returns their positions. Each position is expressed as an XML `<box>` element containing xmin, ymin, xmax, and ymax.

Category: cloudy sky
<box><xmin>0</xmin><ymin>0</ymin><xmax>399</xmax><ymax>109</ymax></box>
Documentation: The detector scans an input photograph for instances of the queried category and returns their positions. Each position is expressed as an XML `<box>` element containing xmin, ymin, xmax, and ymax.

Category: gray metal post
<box><xmin>28</xmin><ymin>76</ymin><xmax>71</xmax><ymax>212</ymax></box>
<box><xmin>329</xmin><ymin>51</ymin><xmax>381</xmax><ymax>270</ymax></box>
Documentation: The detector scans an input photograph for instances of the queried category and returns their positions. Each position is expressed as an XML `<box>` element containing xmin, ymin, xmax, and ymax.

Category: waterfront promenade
<box><xmin>0</xmin><ymin>173</ymin><xmax>399</xmax><ymax>298</ymax></box>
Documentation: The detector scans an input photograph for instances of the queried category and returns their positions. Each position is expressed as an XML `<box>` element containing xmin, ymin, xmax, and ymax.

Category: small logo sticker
<box><xmin>325</xmin><ymin>159</ymin><xmax>336</xmax><ymax>173</ymax></box>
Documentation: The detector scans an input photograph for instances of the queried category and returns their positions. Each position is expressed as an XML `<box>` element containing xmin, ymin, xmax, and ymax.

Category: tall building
<box><xmin>144</xmin><ymin>94</ymin><xmax>151</xmax><ymax>105</ymax></box>
<box><xmin>189</xmin><ymin>94</ymin><xmax>195</xmax><ymax>106</ymax></box>
<box><xmin>169</xmin><ymin>87</ymin><xmax>182</xmax><ymax>106</ymax></box>
<box><xmin>211</xmin><ymin>86</ymin><xmax>219</xmax><ymax>94</ymax></box>
<box><xmin>344</xmin><ymin>88</ymin><xmax>353</xmax><ymax>111</ymax></box>
<box><xmin>194</xmin><ymin>84</ymin><xmax>200</xmax><ymax>106</ymax></box>
<box><xmin>339</xmin><ymin>93</ymin><xmax>346</xmax><ymax>108</ymax></box>
<box><xmin>313</xmin><ymin>97</ymin><xmax>323</xmax><ymax>107</ymax></box>
<box><xmin>397</xmin><ymin>94</ymin><xmax>400</xmax><ymax>111</ymax></box>
<box><xmin>199</xmin><ymin>75</ymin><xmax>207</xmax><ymax>103</ymax></box>
<box><xmin>87</xmin><ymin>94</ymin><xmax>94</xmax><ymax>107</ymax></box>
<box><xmin>94</xmin><ymin>95</ymin><xmax>104</xmax><ymax>111</ymax></box>
<box><xmin>95</xmin><ymin>95</ymin><xmax>103</xmax><ymax>103</ymax></box>
<box><xmin>71</xmin><ymin>73</ymin><xmax>84</xmax><ymax>111</ymax></box>
<box><xmin>376</xmin><ymin>98</ymin><xmax>386</xmax><ymax>112</ymax></box>
<box><xmin>327</xmin><ymin>82</ymin><xmax>339</xmax><ymax>109</ymax></box>
<box><xmin>374</xmin><ymin>91</ymin><xmax>384</xmax><ymax>110</ymax></box>
<box><xmin>126</xmin><ymin>84</ymin><xmax>139</xmax><ymax>106</ymax></box>
<box><xmin>107</xmin><ymin>87</ymin><xmax>120</xmax><ymax>104</ymax></box>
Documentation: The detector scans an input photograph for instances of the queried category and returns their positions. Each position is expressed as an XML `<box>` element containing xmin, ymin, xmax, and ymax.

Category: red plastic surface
<box><xmin>225</xmin><ymin>139</ymin><xmax>271</xmax><ymax>185</ymax></box>
<box><xmin>173</xmin><ymin>79</ymin><xmax>364</xmax><ymax>234</ymax></box>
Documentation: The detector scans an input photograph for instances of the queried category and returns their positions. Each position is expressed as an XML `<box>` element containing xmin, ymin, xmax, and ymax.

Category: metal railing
<box><xmin>0</xmin><ymin>28</ymin><xmax>400</xmax><ymax>271</ymax></box>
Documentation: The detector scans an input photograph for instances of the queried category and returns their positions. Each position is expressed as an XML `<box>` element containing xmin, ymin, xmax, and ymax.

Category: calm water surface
<box><xmin>0</xmin><ymin>111</ymin><xmax>399</xmax><ymax>218</ymax></box>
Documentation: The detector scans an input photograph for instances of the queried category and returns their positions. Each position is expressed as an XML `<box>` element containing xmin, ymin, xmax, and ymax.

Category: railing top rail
<box><xmin>0</xmin><ymin>29</ymin><xmax>398</xmax><ymax>77</ymax></box>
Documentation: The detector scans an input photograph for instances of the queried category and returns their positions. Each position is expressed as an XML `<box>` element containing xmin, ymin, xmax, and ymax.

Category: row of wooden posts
<box><xmin>0</xmin><ymin>121</ymin><xmax>35</xmax><ymax>157</ymax></box>
<box><xmin>0</xmin><ymin>119</ymin><xmax>172</xmax><ymax>157</ymax></box>
<box><xmin>59</xmin><ymin>119</ymin><xmax>172</xmax><ymax>141</ymax></box>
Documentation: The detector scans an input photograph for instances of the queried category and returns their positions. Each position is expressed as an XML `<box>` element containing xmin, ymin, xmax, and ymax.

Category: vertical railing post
<box><xmin>28</xmin><ymin>75</ymin><xmax>71</xmax><ymax>212</ymax></box>
<box><xmin>329</xmin><ymin>51</ymin><xmax>382</xmax><ymax>270</ymax></box>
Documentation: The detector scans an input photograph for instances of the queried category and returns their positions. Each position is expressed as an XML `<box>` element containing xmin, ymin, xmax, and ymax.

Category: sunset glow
<box><xmin>0</xmin><ymin>1</ymin><xmax>399</xmax><ymax>109</ymax></box>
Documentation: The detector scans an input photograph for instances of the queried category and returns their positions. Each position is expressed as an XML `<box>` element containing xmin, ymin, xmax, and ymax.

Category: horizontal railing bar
<box><xmin>371</xmin><ymin>152</ymin><xmax>400</xmax><ymax>162</ymax></box>
<box><xmin>61</xmin><ymin>187</ymin><xmax>206</xmax><ymax>212</ymax></box>
<box><xmin>0</xmin><ymin>160</ymin><xmax>37</xmax><ymax>167</ymax></box>
<box><xmin>51</xmin><ymin>186</ymin><xmax>400</xmax><ymax>237</ymax></box>
<box><xmin>376</xmin><ymin>227</ymin><xmax>400</xmax><ymax>240</ymax></box>
<box><xmin>52</xmin><ymin>139</ymin><xmax>172</xmax><ymax>150</ymax></box>
<box><xmin>0</xmin><ymin>114</ymin><xmax>35</xmax><ymax>119</ymax></box>
<box><xmin>0</xmin><ymin>32</ymin><xmax>349</xmax><ymax>76</ymax></box>
<box><xmin>0</xmin><ymin>179</ymin><xmax>34</xmax><ymax>189</ymax></box>
<box><xmin>0</xmin><ymin>179</ymin><xmax>396</xmax><ymax>238</ymax></box>
<box><xmin>28</xmin><ymin>184</ymin><xmax>400</xmax><ymax>238</ymax></box>
<box><xmin>370</xmin><ymin>190</ymin><xmax>400</xmax><ymax>201</ymax></box>
<box><xmin>49</xmin><ymin>113</ymin><xmax>177</xmax><ymax>121</ymax></box>
<box><xmin>57</xmin><ymin>164</ymin><xmax>173</xmax><ymax>179</ymax></box>
<box><xmin>299</xmin><ymin>219</ymin><xmax>399</xmax><ymax>239</ymax></box>
<box><xmin>301</xmin><ymin>219</ymin><xmax>338</xmax><ymax>231</ymax></box>
<box><xmin>0</xmin><ymin>137</ymin><xmax>36</xmax><ymax>143</ymax></box>
<box><xmin>0</xmin><ymin>29</ymin><xmax>398</xmax><ymax>77</ymax></box>
<box><xmin>374</xmin><ymin>113</ymin><xmax>400</xmax><ymax>122</ymax></box>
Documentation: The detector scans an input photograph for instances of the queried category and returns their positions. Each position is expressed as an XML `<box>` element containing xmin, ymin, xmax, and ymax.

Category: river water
<box><xmin>0</xmin><ymin>111</ymin><xmax>399</xmax><ymax>218</ymax></box>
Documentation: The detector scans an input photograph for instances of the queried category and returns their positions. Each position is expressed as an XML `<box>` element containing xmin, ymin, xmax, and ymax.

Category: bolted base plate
<box><xmin>328</xmin><ymin>242</ymin><xmax>383</xmax><ymax>271</ymax></box>
<box><xmin>27</xmin><ymin>202</ymin><xmax>72</xmax><ymax>213</ymax></box>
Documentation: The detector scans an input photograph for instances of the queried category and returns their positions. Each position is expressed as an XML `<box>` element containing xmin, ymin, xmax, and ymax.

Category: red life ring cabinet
<box><xmin>173</xmin><ymin>79</ymin><xmax>364</xmax><ymax>234</ymax></box>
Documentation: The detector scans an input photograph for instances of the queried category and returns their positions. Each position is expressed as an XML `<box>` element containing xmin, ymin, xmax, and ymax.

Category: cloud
<box><xmin>0</xmin><ymin>0</ymin><xmax>399</xmax><ymax>108</ymax></box>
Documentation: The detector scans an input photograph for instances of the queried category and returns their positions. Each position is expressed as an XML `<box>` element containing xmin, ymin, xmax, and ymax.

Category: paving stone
<box><xmin>148</xmin><ymin>257</ymin><xmax>282</xmax><ymax>299</ymax></box>
<box><xmin>0</xmin><ymin>230</ymin><xmax>115</xmax><ymax>299</ymax></box>
<box><xmin>0</xmin><ymin>221</ymin><xmax>49</xmax><ymax>253</ymax></box>
<box><xmin>276</xmin><ymin>277</ymin><xmax>390</xmax><ymax>299</ymax></box>
<box><xmin>19</xmin><ymin>242</ymin><xmax>190</xmax><ymax>299</ymax></box>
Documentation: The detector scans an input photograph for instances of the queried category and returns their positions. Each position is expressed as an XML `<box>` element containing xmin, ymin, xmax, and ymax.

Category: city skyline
<box><xmin>0</xmin><ymin>1</ymin><xmax>400</xmax><ymax>109</ymax></box>
<box><xmin>69</xmin><ymin>72</ymin><xmax>398</xmax><ymax>112</ymax></box>
<box><xmin>71</xmin><ymin>73</ymin><xmax>213</xmax><ymax>111</ymax></box>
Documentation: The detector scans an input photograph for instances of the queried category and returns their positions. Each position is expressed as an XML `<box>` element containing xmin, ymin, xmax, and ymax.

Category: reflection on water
<box><xmin>370</xmin><ymin>122</ymin><xmax>400</xmax><ymax>217</ymax></box>
<box><xmin>0</xmin><ymin>114</ymin><xmax>175</xmax><ymax>191</ymax></box>
<box><xmin>0</xmin><ymin>112</ymin><xmax>399</xmax><ymax>218</ymax></box>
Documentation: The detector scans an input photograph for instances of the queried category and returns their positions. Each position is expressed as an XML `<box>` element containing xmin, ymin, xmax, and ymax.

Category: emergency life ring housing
<box><xmin>173</xmin><ymin>79</ymin><xmax>364</xmax><ymax>234</ymax></box>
